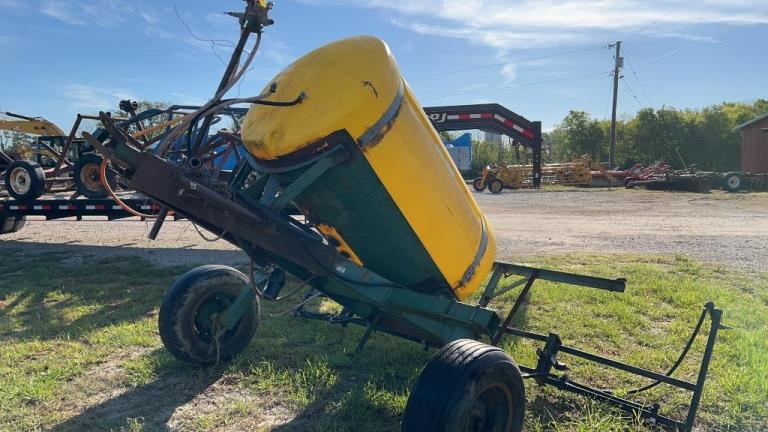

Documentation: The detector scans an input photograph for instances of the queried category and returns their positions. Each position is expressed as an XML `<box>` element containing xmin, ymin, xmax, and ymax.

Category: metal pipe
<box><xmin>492</xmin><ymin>272</ymin><xmax>536</xmax><ymax>345</ymax></box>
<box><xmin>683</xmin><ymin>306</ymin><xmax>722</xmax><ymax>431</ymax></box>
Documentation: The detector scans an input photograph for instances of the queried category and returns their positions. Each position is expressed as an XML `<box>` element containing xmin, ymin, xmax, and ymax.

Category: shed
<box><xmin>735</xmin><ymin>112</ymin><xmax>768</xmax><ymax>173</ymax></box>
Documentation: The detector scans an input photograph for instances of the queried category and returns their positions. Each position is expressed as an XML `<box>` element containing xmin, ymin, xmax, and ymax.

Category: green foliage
<box><xmin>549</xmin><ymin>99</ymin><xmax>768</xmax><ymax>170</ymax></box>
<box><xmin>550</xmin><ymin>110</ymin><xmax>607</xmax><ymax>162</ymax></box>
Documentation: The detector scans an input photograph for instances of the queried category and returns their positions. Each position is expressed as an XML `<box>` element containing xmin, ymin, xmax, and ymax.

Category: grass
<box><xmin>0</xmin><ymin>249</ymin><xmax>766</xmax><ymax>431</ymax></box>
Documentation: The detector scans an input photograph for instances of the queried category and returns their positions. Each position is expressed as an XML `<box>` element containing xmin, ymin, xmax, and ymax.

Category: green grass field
<box><xmin>0</xmin><ymin>249</ymin><xmax>766</xmax><ymax>431</ymax></box>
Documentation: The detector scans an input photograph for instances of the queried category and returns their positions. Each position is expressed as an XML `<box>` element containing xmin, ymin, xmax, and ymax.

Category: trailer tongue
<box><xmin>89</xmin><ymin>2</ymin><xmax>723</xmax><ymax>430</ymax></box>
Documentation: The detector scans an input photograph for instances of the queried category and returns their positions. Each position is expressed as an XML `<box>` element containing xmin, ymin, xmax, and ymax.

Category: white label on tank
<box><xmin>335</xmin><ymin>264</ymin><xmax>346</xmax><ymax>274</ymax></box>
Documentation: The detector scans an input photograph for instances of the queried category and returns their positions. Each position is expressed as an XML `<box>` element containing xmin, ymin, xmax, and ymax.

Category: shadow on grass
<box><xmin>50</xmin><ymin>348</ymin><xmax>224</xmax><ymax>432</ymax></box>
<box><xmin>0</xmin><ymin>248</ymin><xmax>184</xmax><ymax>341</ymax></box>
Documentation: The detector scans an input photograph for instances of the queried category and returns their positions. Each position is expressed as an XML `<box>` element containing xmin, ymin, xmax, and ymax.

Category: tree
<box><xmin>551</xmin><ymin>111</ymin><xmax>606</xmax><ymax>162</ymax></box>
<box><xmin>549</xmin><ymin>100</ymin><xmax>767</xmax><ymax>171</ymax></box>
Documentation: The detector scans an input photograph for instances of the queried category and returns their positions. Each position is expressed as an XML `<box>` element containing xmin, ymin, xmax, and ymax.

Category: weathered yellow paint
<box><xmin>242</xmin><ymin>36</ymin><xmax>495</xmax><ymax>300</ymax></box>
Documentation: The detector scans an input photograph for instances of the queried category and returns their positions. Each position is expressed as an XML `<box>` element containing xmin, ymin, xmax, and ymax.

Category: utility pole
<box><xmin>608</xmin><ymin>40</ymin><xmax>622</xmax><ymax>168</ymax></box>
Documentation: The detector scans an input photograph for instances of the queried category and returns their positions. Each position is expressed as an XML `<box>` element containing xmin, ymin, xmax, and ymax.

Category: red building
<box><xmin>736</xmin><ymin>113</ymin><xmax>768</xmax><ymax>173</ymax></box>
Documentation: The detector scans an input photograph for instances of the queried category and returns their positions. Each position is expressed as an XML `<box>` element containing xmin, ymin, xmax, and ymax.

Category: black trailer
<box><xmin>0</xmin><ymin>194</ymin><xmax>171</xmax><ymax>234</ymax></box>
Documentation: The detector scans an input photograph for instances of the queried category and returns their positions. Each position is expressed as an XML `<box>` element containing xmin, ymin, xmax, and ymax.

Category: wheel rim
<box><xmin>727</xmin><ymin>176</ymin><xmax>740</xmax><ymax>188</ymax></box>
<box><xmin>9</xmin><ymin>167</ymin><xmax>31</xmax><ymax>195</ymax></box>
<box><xmin>490</xmin><ymin>181</ymin><xmax>502</xmax><ymax>193</ymax></box>
<box><xmin>464</xmin><ymin>383</ymin><xmax>514</xmax><ymax>432</ymax></box>
<box><xmin>193</xmin><ymin>292</ymin><xmax>238</xmax><ymax>342</ymax></box>
<box><xmin>79</xmin><ymin>163</ymin><xmax>102</xmax><ymax>192</ymax></box>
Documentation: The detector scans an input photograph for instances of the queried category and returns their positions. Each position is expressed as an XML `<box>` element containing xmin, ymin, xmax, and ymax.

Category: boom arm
<box><xmin>0</xmin><ymin>112</ymin><xmax>66</xmax><ymax>136</ymax></box>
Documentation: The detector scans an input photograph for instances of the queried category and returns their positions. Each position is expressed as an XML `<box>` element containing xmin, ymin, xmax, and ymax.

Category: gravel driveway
<box><xmin>1</xmin><ymin>188</ymin><xmax>766</xmax><ymax>269</ymax></box>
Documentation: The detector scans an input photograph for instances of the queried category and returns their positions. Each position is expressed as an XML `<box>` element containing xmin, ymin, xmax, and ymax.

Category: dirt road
<box><xmin>1</xmin><ymin>188</ymin><xmax>766</xmax><ymax>268</ymax></box>
<box><xmin>479</xmin><ymin>188</ymin><xmax>767</xmax><ymax>268</ymax></box>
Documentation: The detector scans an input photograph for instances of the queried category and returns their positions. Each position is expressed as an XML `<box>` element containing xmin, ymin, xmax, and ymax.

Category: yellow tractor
<box><xmin>473</xmin><ymin>156</ymin><xmax>599</xmax><ymax>192</ymax></box>
<box><xmin>472</xmin><ymin>164</ymin><xmax>525</xmax><ymax>193</ymax></box>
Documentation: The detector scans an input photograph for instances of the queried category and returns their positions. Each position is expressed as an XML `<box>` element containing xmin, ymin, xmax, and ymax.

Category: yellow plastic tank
<box><xmin>242</xmin><ymin>36</ymin><xmax>495</xmax><ymax>300</ymax></box>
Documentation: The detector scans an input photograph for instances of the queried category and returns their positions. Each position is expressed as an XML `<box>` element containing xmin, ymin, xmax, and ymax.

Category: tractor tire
<box><xmin>402</xmin><ymin>339</ymin><xmax>525</xmax><ymax>432</ymax></box>
<box><xmin>159</xmin><ymin>265</ymin><xmax>260</xmax><ymax>365</ymax></box>
<box><xmin>722</xmin><ymin>172</ymin><xmax>743</xmax><ymax>193</ymax></box>
<box><xmin>488</xmin><ymin>179</ymin><xmax>504</xmax><ymax>194</ymax></box>
<box><xmin>0</xmin><ymin>216</ymin><xmax>25</xmax><ymax>234</ymax></box>
<box><xmin>472</xmin><ymin>177</ymin><xmax>486</xmax><ymax>192</ymax></box>
<box><xmin>3</xmin><ymin>160</ymin><xmax>45</xmax><ymax>200</ymax></box>
<box><xmin>74</xmin><ymin>153</ymin><xmax>118</xmax><ymax>199</ymax></box>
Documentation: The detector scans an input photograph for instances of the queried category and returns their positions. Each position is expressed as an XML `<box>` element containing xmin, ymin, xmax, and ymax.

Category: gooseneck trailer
<box><xmin>70</xmin><ymin>2</ymin><xmax>725</xmax><ymax>431</ymax></box>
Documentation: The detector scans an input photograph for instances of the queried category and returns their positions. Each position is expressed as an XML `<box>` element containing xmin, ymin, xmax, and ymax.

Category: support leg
<box><xmin>492</xmin><ymin>271</ymin><xmax>537</xmax><ymax>345</ymax></box>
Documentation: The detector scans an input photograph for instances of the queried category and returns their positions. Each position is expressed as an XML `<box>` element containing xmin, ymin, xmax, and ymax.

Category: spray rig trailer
<box><xmin>90</xmin><ymin>3</ymin><xmax>722</xmax><ymax>431</ymax></box>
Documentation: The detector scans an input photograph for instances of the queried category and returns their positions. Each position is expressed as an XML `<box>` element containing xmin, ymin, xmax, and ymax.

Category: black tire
<box><xmin>11</xmin><ymin>216</ymin><xmax>26</xmax><ymax>233</ymax></box>
<box><xmin>3</xmin><ymin>160</ymin><xmax>45</xmax><ymax>200</ymax></box>
<box><xmin>159</xmin><ymin>265</ymin><xmax>260</xmax><ymax>365</ymax></box>
<box><xmin>623</xmin><ymin>177</ymin><xmax>635</xmax><ymax>188</ymax></box>
<box><xmin>74</xmin><ymin>153</ymin><xmax>117</xmax><ymax>199</ymax></box>
<box><xmin>473</xmin><ymin>177</ymin><xmax>486</xmax><ymax>192</ymax></box>
<box><xmin>0</xmin><ymin>216</ymin><xmax>25</xmax><ymax>234</ymax></box>
<box><xmin>489</xmin><ymin>179</ymin><xmax>504</xmax><ymax>194</ymax></box>
<box><xmin>722</xmin><ymin>172</ymin><xmax>743</xmax><ymax>192</ymax></box>
<box><xmin>402</xmin><ymin>339</ymin><xmax>525</xmax><ymax>432</ymax></box>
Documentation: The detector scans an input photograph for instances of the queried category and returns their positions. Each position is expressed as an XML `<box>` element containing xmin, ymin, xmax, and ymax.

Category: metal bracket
<box><xmin>357</xmin><ymin>80</ymin><xmax>405</xmax><ymax>147</ymax></box>
<box><xmin>269</xmin><ymin>147</ymin><xmax>347</xmax><ymax>209</ymax></box>
<box><xmin>214</xmin><ymin>271</ymin><xmax>269</xmax><ymax>333</ymax></box>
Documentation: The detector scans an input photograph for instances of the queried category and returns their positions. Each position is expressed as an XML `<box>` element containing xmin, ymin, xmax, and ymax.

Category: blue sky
<box><xmin>0</xmin><ymin>0</ymin><xmax>766</xmax><ymax>131</ymax></box>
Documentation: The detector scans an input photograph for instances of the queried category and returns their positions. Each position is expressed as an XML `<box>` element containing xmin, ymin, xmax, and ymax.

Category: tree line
<box><xmin>462</xmin><ymin>99</ymin><xmax>767</xmax><ymax>174</ymax></box>
<box><xmin>545</xmin><ymin>99</ymin><xmax>768</xmax><ymax>171</ymax></box>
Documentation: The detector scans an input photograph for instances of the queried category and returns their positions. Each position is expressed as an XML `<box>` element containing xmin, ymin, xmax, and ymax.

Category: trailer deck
<box><xmin>0</xmin><ymin>193</ymin><xmax>168</xmax><ymax>222</ymax></box>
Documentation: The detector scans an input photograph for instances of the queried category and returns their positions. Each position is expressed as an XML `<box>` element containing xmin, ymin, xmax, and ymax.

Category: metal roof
<box><xmin>735</xmin><ymin>112</ymin><xmax>768</xmax><ymax>131</ymax></box>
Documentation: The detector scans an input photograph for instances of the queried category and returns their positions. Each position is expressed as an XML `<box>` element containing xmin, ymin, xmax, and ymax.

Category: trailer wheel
<box><xmin>159</xmin><ymin>265</ymin><xmax>260</xmax><ymax>365</ymax></box>
<box><xmin>402</xmin><ymin>339</ymin><xmax>525</xmax><ymax>432</ymax></box>
<box><xmin>12</xmin><ymin>216</ymin><xmax>26</xmax><ymax>232</ymax></box>
<box><xmin>623</xmin><ymin>177</ymin><xmax>635</xmax><ymax>188</ymax></box>
<box><xmin>74</xmin><ymin>154</ymin><xmax>117</xmax><ymax>199</ymax></box>
<box><xmin>4</xmin><ymin>160</ymin><xmax>45</xmax><ymax>200</ymax></box>
<box><xmin>0</xmin><ymin>216</ymin><xmax>25</xmax><ymax>234</ymax></box>
<box><xmin>722</xmin><ymin>172</ymin><xmax>742</xmax><ymax>192</ymax></box>
<box><xmin>488</xmin><ymin>179</ymin><xmax>504</xmax><ymax>194</ymax></box>
<box><xmin>472</xmin><ymin>177</ymin><xmax>487</xmax><ymax>192</ymax></box>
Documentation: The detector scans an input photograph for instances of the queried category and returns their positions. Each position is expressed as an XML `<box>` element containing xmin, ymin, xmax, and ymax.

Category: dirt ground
<box><xmin>0</xmin><ymin>188</ymin><xmax>768</xmax><ymax>269</ymax></box>
<box><xmin>1</xmin><ymin>188</ymin><xmax>766</xmax><ymax>269</ymax></box>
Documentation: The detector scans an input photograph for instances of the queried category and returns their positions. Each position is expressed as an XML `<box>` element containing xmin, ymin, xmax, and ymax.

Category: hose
<box><xmin>607</xmin><ymin>304</ymin><xmax>712</xmax><ymax>396</ymax></box>
<box><xmin>157</xmin><ymin>31</ymin><xmax>264</xmax><ymax>157</ymax></box>
<box><xmin>99</xmin><ymin>158</ymin><xmax>161</xmax><ymax>219</ymax></box>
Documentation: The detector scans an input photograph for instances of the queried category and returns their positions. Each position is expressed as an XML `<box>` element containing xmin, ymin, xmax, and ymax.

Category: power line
<box><xmin>638</xmin><ymin>27</ymin><xmax>737</xmax><ymax>65</ymax></box>
<box><xmin>621</xmin><ymin>77</ymin><xmax>643</xmax><ymax>108</ymax></box>
<box><xmin>171</xmin><ymin>1</ymin><xmax>237</xmax><ymax>67</ymax></box>
<box><xmin>409</xmin><ymin>46</ymin><xmax>603</xmax><ymax>80</ymax></box>
<box><xmin>622</xmin><ymin>50</ymin><xmax>653</xmax><ymax>106</ymax></box>
<box><xmin>602</xmin><ymin>72</ymin><xmax>614</xmax><ymax>120</ymax></box>
<box><xmin>421</xmin><ymin>69</ymin><xmax>610</xmax><ymax>101</ymax></box>
<box><xmin>625</xmin><ymin>20</ymin><xmax>660</xmax><ymax>40</ymax></box>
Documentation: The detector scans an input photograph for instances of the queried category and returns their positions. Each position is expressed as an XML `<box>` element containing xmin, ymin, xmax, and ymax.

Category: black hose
<box><xmin>608</xmin><ymin>304</ymin><xmax>711</xmax><ymax>396</ymax></box>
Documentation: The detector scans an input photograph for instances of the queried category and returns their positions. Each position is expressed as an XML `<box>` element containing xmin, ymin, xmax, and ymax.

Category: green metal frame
<box><xmin>95</xmin><ymin>115</ymin><xmax>721</xmax><ymax>431</ymax></box>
